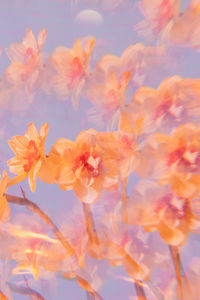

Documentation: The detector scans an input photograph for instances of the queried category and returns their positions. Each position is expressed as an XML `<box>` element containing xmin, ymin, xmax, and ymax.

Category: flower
<box><xmin>94</xmin><ymin>43</ymin><xmax>166</xmax><ymax>87</ymax></box>
<box><xmin>8</xmin><ymin>122</ymin><xmax>49</xmax><ymax>192</ymax></box>
<box><xmin>4</xmin><ymin>28</ymin><xmax>47</xmax><ymax>99</ymax></box>
<box><xmin>152</xmin><ymin>123</ymin><xmax>200</xmax><ymax>177</ymax></box>
<box><xmin>135</xmin><ymin>0</ymin><xmax>200</xmax><ymax>50</ymax></box>
<box><xmin>135</xmin><ymin>123</ymin><xmax>200</xmax><ymax>182</ymax></box>
<box><xmin>135</xmin><ymin>0</ymin><xmax>180</xmax><ymax>40</ymax></box>
<box><xmin>45</xmin><ymin>37</ymin><xmax>95</xmax><ymax>109</ymax></box>
<box><xmin>87</xmin><ymin>71</ymin><xmax>131</xmax><ymax>129</ymax></box>
<box><xmin>97</xmin><ymin>131</ymin><xmax>138</xmax><ymax>180</ymax></box>
<box><xmin>166</xmin><ymin>0</ymin><xmax>200</xmax><ymax>50</ymax></box>
<box><xmin>121</xmin><ymin>76</ymin><xmax>200</xmax><ymax>137</ymax></box>
<box><xmin>41</xmin><ymin>129</ymin><xmax>118</xmax><ymax>203</ymax></box>
<box><xmin>126</xmin><ymin>180</ymin><xmax>200</xmax><ymax>246</ymax></box>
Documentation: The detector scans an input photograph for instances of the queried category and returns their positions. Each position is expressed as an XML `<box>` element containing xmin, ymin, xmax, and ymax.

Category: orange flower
<box><xmin>41</xmin><ymin>129</ymin><xmax>118</xmax><ymax>203</ymax></box>
<box><xmin>46</xmin><ymin>37</ymin><xmax>95</xmax><ymax>109</ymax></box>
<box><xmin>136</xmin><ymin>0</ymin><xmax>200</xmax><ymax>50</ymax></box>
<box><xmin>97</xmin><ymin>131</ymin><xmax>138</xmax><ymax>180</ymax></box>
<box><xmin>136</xmin><ymin>123</ymin><xmax>200</xmax><ymax>180</ymax></box>
<box><xmin>151</xmin><ymin>123</ymin><xmax>200</xmax><ymax>177</ymax></box>
<box><xmin>8</xmin><ymin>122</ymin><xmax>49</xmax><ymax>192</ymax></box>
<box><xmin>122</xmin><ymin>76</ymin><xmax>200</xmax><ymax>137</ymax></box>
<box><xmin>0</xmin><ymin>171</ymin><xmax>10</xmax><ymax>223</ymax></box>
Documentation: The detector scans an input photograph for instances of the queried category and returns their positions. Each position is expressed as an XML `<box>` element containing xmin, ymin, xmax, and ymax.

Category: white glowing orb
<box><xmin>75</xmin><ymin>9</ymin><xmax>103</xmax><ymax>26</ymax></box>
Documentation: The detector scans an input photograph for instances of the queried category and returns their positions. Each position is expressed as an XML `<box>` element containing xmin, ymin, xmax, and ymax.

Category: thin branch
<box><xmin>169</xmin><ymin>245</ymin><xmax>186</xmax><ymax>300</ymax></box>
<box><xmin>6</xmin><ymin>282</ymin><xmax>44</xmax><ymax>300</ymax></box>
<box><xmin>134</xmin><ymin>280</ymin><xmax>147</xmax><ymax>300</ymax></box>
<box><xmin>82</xmin><ymin>203</ymin><xmax>103</xmax><ymax>259</ymax></box>
<box><xmin>5</xmin><ymin>194</ymin><xmax>75</xmax><ymax>257</ymax></box>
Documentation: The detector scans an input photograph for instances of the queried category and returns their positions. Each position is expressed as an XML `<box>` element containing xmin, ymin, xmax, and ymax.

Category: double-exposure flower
<box><xmin>120</xmin><ymin>76</ymin><xmax>200</xmax><ymax>137</ymax></box>
<box><xmin>45</xmin><ymin>37</ymin><xmax>95</xmax><ymax>109</ymax></box>
<box><xmin>4</xmin><ymin>28</ymin><xmax>47</xmax><ymax>98</ymax></box>
<box><xmin>127</xmin><ymin>181</ymin><xmax>200</xmax><ymax>246</ymax></box>
<box><xmin>87</xmin><ymin>71</ymin><xmax>130</xmax><ymax>129</ymax></box>
<box><xmin>8</xmin><ymin>122</ymin><xmax>49</xmax><ymax>192</ymax></box>
<box><xmin>135</xmin><ymin>123</ymin><xmax>200</xmax><ymax>186</ymax></box>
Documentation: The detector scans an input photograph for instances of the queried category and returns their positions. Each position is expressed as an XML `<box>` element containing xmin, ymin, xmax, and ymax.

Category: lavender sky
<box><xmin>0</xmin><ymin>0</ymin><xmax>199</xmax><ymax>299</ymax></box>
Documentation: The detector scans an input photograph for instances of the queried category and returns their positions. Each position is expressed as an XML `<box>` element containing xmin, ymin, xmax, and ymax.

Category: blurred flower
<box><xmin>126</xmin><ymin>180</ymin><xmax>200</xmax><ymax>246</ymax></box>
<box><xmin>97</xmin><ymin>131</ymin><xmax>138</xmax><ymax>180</ymax></box>
<box><xmin>120</xmin><ymin>76</ymin><xmax>200</xmax><ymax>137</ymax></box>
<box><xmin>94</xmin><ymin>43</ymin><xmax>167</xmax><ymax>87</ymax></box>
<box><xmin>135</xmin><ymin>123</ymin><xmax>200</xmax><ymax>183</ymax></box>
<box><xmin>4</xmin><ymin>28</ymin><xmax>47</xmax><ymax>100</ymax></box>
<box><xmin>135</xmin><ymin>0</ymin><xmax>180</xmax><ymax>41</ymax></box>
<box><xmin>136</xmin><ymin>0</ymin><xmax>200</xmax><ymax>51</ymax></box>
<box><xmin>44</xmin><ymin>37</ymin><xmax>95</xmax><ymax>109</ymax></box>
<box><xmin>87</xmin><ymin>71</ymin><xmax>131</xmax><ymax>130</ymax></box>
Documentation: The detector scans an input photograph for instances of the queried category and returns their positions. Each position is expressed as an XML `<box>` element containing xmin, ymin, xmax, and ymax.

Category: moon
<box><xmin>75</xmin><ymin>9</ymin><xmax>104</xmax><ymax>26</ymax></box>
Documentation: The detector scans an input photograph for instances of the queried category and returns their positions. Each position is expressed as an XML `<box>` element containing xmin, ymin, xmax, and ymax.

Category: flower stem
<box><xmin>5</xmin><ymin>193</ymin><xmax>75</xmax><ymax>257</ymax></box>
<box><xmin>134</xmin><ymin>280</ymin><xmax>147</xmax><ymax>300</ymax></box>
<box><xmin>6</xmin><ymin>193</ymin><xmax>104</xmax><ymax>299</ymax></box>
<box><xmin>169</xmin><ymin>245</ymin><xmax>185</xmax><ymax>300</ymax></box>
<box><xmin>82</xmin><ymin>203</ymin><xmax>103</xmax><ymax>259</ymax></box>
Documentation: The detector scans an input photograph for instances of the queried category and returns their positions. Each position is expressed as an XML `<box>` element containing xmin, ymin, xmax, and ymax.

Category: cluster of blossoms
<box><xmin>1</xmin><ymin>1</ymin><xmax>200</xmax><ymax>299</ymax></box>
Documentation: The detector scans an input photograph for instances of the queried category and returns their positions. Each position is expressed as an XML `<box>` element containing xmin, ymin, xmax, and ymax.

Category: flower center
<box><xmin>26</xmin><ymin>47</ymin><xmax>33</xmax><ymax>57</ymax></box>
<box><xmin>73</xmin><ymin>151</ymin><xmax>101</xmax><ymax>177</ymax></box>
<box><xmin>23</xmin><ymin>140</ymin><xmax>40</xmax><ymax>173</ymax></box>
<box><xmin>168</xmin><ymin>146</ymin><xmax>200</xmax><ymax>171</ymax></box>
<box><xmin>154</xmin><ymin>97</ymin><xmax>183</xmax><ymax>125</ymax></box>
<box><xmin>67</xmin><ymin>57</ymin><xmax>83</xmax><ymax>89</ymax></box>
<box><xmin>156</xmin><ymin>193</ymin><xmax>186</xmax><ymax>220</ymax></box>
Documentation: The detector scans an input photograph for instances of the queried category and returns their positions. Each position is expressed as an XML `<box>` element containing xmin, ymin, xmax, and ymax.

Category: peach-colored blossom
<box><xmin>135</xmin><ymin>0</ymin><xmax>180</xmax><ymax>40</ymax></box>
<box><xmin>8</xmin><ymin>122</ymin><xmax>49</xmax><ymax>192</ymax></box>
<box><xmin>120</xmin><ymin>76</ymin><xmax>200</xmax><ymax>137</ymax></box>
<box><xmin>97</xmin><ymin>131</ymin><xmax>138</xmax><ymax>180</ymax></box>
<box><xmin>4</xmin><ymin>28</ymin><xmax>47</xmax><ymax>100</ymax></box>
<box><xmin>166</xmin><ymin>0</ymin><xmax>200</xmax><ymax>50</ymax></box>
<box><xmin>87</xmin><ymin>71</ymin><xmax>131</xmax><ymax>129</ymax></box>
<box><xmin>44</xmin><ymin>37</ymin><xmax>95</xmax><ymax>109</ymax></box>
<box><xmin>151</xmin><ymin>123</ymin><xmax>200</xmax><ymax>176</ymax></box>
<box><xmin>136</xmin><ymin>0</ymin><xmax>200</xmax><ymax>50</ymax></box>
<box><xmin>127</xmin><ymin>180</ymin><xmax>200</xmax><ymax>246</ymax></box>
<box><xmin>94</xmin><ymin>43</ymin><xmax>167</xmax><ymax>87</ymax></box>
<box><xmin>40</xmin><ymin>129</ymin><xmax>118</xmax><ymax>203</ymax></box>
